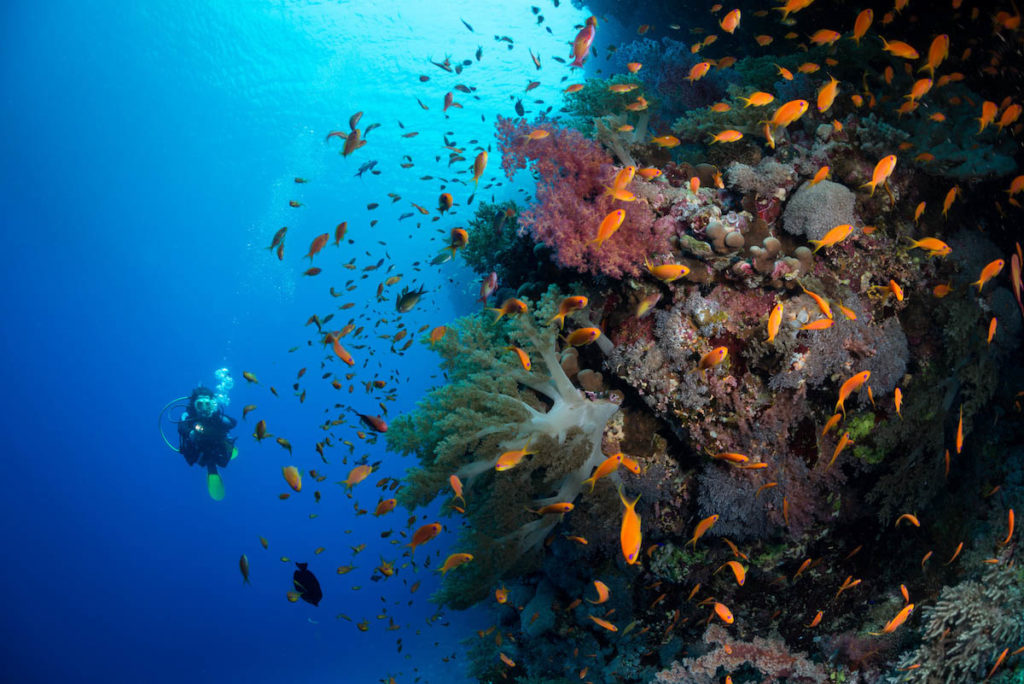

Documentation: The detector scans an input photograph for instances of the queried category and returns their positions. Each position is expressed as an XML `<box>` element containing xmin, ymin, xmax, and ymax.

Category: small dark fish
<box><xmin>525</xmin><ymin>81</ymin><xmax>540</xmax><ymax>92</ymax></box>
<box><xmin>430</xmin><ymin>57</ymin><xmax>453</xmax><ymax>72</ymax></box>
<box><xmin>398</xmin><ymin>212</ymin><xmax>414</xmax><ymax>220</ymax></box>
<box><xmin>293</xmin><ymin>562</ymin><xmax>323</xmax><ymax>606</ymax></box>
<box><xmin>552</xmin><ymin>56</ymin><xmax>566</xmax><ymax>63</ymax></box>
<box><xmin>267</xmin><ymin>227</ymin><xmax>287</xmax><ymax>251</ymax></box>
<box><xmin>419</xmin><ymin>75</ymin><xmax>429</xmax><ymax>82</ymax></box>
<box><xmin>461</xmin><ymin>18</ymin><xmax>474</xmax><ymax>32</ymax></box>
<box><xmin>355</xmin><ymin>160</ymin><xmax>378</xmax><ymax>178</ymax></box>
<box><xmin>515</xmin><ymin>99</ymin><xmax>525</xmax><ymax>116</ymax></box>
<box><xmin>475</xmin><ymin>46</ymin><xmax>483</xmax><ymax>61</ymax></box>
<box><xmin>455</xmin><ymin>84</ymin><xmax>473</xmax><ymax>93</ymax></box>
<box><xmin>416</xmin><ymin>98</ymin><xmax>429</xmax><ymax>110</ymax></box>
<box><xmin>363</xmin><ymin>122</ymin><xmax>381</xmax><ymax>136</ymax></box>
<box><xmin>395</xmin><ymin>285</ymin><xmax>428</xmax><ymax>313</ymax></box>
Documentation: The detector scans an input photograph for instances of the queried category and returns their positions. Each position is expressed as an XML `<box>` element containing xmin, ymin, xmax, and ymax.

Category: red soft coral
<box><xmin>496</xmin><ymin>116</ymin><xmax>671</xmax><ymax>278</ymax></box>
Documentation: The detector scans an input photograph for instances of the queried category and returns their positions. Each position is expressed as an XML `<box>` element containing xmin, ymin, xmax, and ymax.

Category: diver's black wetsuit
<box><xmin>178</xmin><ymin>410</ymin><xmax>237</xmax><ymax>470</ymax></box>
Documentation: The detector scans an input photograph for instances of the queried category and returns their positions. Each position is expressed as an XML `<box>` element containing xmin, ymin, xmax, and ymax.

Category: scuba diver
<box><xmin>160</xmin><ymin>369</ymin><xmax>238</xmax><ymax>500</ymax></box>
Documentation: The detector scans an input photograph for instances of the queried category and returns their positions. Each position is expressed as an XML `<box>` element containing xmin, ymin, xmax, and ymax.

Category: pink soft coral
<box><xmin>496</xmin><ymin>116</ymin><xmax>671</xmax><ymax>278</ymax></box>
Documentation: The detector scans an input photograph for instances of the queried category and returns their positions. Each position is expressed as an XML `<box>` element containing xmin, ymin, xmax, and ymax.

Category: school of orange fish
<box><xmin>233</xmin><ymin>1</ymin><xmax>1024</xmax><ymax>682</ymax></box>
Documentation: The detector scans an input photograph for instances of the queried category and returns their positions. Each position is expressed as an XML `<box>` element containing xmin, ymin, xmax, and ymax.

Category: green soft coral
<box><xmin>388</xmin><ymin>286</ymin><xmax>620</xmax><ymax>608</ymax></box>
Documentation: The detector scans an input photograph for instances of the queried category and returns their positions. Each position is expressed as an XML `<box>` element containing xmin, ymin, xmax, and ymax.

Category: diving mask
<box><xmin>194</xmin><ymin>396</ymin><xmax>217</xmax><ymax>417</ymax></box>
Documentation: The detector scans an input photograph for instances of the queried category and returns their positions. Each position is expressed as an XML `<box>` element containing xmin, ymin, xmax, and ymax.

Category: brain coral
<box><xmin>781</xmin><ymin>179</ymin><xmax>856</xmax><ymax>241</ymax></box>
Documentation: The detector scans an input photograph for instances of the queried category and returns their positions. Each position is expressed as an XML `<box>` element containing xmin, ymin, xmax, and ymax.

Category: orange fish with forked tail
<box><xmin>618</xmin><ymin>486</ymin><xmax>642</xmax><ymax>565</ymax></box>
<box><xmin>836</xmin><ymin>370</ymin><xmax>871</xmax><ymax>415</ymax></box>
<box><xmin>305</xmin><ymin>233</ymin><xmax>330</xmax><ymax>261</ymax></box>
<box><xmin>407</xmin><ymin>522</ymin><xmax>442</xmax><ymax>556</ymax></box>
<box><xmin>590</xmin><ymin>210</ymin><xmax>626</xmax><ymax>247</ymax></box>
<box><xmin>861</xmin><ymin>155</ymin><xmax>897</xmax><ymax>196</ymax></box>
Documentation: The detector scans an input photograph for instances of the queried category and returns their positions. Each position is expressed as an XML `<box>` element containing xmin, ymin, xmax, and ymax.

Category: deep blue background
<box><xmin>0</xmin><ymin>1</ymin><xmax>591</xmax><ymax>681</ymax></box>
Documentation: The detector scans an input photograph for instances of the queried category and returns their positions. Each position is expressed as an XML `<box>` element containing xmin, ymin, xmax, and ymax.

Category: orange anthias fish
<box><xmin>407</xmin><ymin>522</ymin><xmax>442</xmax><ymax>555</ymax></box>
<box><xmin>590</xmin><ymin>210</ymin><xmax>626</xmax><ymax>247</ymax></box>
<box><xmin>710</xmin><ymin>130</ymin><xmax>743</xmax><ymax>144</ymax></box>
<box><xmin>817</xmin><ymin>76</ymin><xmax>840</xmax><ymax>113</ymax></box>
<box><xmin>740</xmin><ymin>91</ymin><xmax>774</xmax><ymax>107</ymax></box>
<box><xmin>618</xmin><ymin>487</ymin><xmax>642</xmax><ymax>565</ymax></box>
<box><xmin>282</xmin><ymin>466</ymin><xmax>302</xmax><ymax>492</ymax></box>
<box><xmin>610</xmin><ymin>165</ymin><xmax>636</xmax><ymax>189</ymax></box>
<box><xmin>489</xmin><ymin>298</ymin><xmax>528</xmax><ymax>322</ymax></box>
<box><xmin>374</xmin><ymin>498</ymin><xmax>397</xmax><ymax>517</ymax></box>
<box><xmin>920</xmin><ymin>34</ymin><xmax>949</xmax><ymax>76</ymax></box>
<box><xmin>810</xmin><ymin>29</ymin><xmax>841</xmax><ymax>45</ymax></box>
<box><xmin>651</xmin><ymin>135</ymin><xmax>681</xmax><ymax>148</ymax></box>
<box><xmin>697</xmin><ymin>346</ymin><xmax>728</xmax><ymax>371</ymax></box>
<box><xmin>978</xmin><ymin>101</ymin><xmax>999</xmax><ymax>134</ymax></box>
<box><xmin>305</xmin><ymin>233</ymin><xmax>330</xmax><ymax>261</ymax></box>
<box><xmin>587</xmin><ymin>580</ymin><xmax>611</xmax><ymax>604</ymax></box>
<box><xmin>766</xmin><ymin>301</ymin><xmax>783</xmax><ymax>343</ymax></box>
<box><xmin>645</xmin><ymin>259</ymin><xmax>690</xmax><ymax>282</ymax></box>
<box><xmin>571</xmin><ymin>16</ymin><xmax>598</xmax><ymax>67</ymax></box>
<box><xmin>769</xmin><ymin>99</ymin><xmax>809</xmax><ymax>128</ymax></box>
<box><xmin>471</xmin><ymin>150</ymin><xmax>488</xmax><ymax>186</ymax></box>
<box><xmin>809</xmin><ymin>224</ymin><xmax>853</xmax><ymax>253</ymax></box>
<box><xmin>584</xmin><ymin>453</ymin><xmax>623</xmax><ymax>491</ymax></box>
<box><xmin>852</xmin><ymin>9</ymin><xmax>873</xmax><ymax>44</ymax></box>
<box><xmin>563</xmin><ymin>327</ymin><xmax>602</xmax><ymax>346</ymax></box>
<box><xmin>997</xmin><ymin>104</ymin><xmax>1022</xmax><ymax>132</ymax></box>
<box><xmin>507</xmin><ymin>345</ymin><xmax>531</xmax><ymax>371</ymax></box>
<box><xmin>687</xmin><ymin>62</ymin><xmax>712</xmax><ymax>82</ymax></box>
<box><xmin>862</xmin><ymin>155</ymin><xmax>897</xmax><ymax>196</ymax></box>
<box><xmin>906</xmin><ymin>237</ymin><xmax>951</xmax><ymax>257</ymax></box>
<box><xmin>549</xmin><ymin>296</ymin><xmax>588</xmax><ymax>329</ymax></box>
<box><xmin>809</xmin><ymin>166</ymin><xmax>830</xmax><ymax>186</ymax></box>
<box><xmin>870</xmin><ymin>604</ymin><xmax>914</xmax><ymax>635</ymax></box>
<box><xmin>528</xmin><ymin>502</ymin><xmax>574</xmax><ymax>515</ymax></box>
<box><xmin>881</xmin><ymin>37</ymin><xmax>919</xmax><ymax>59</ymax></box>
<box><xmin>776</xmin><ymin>0</ymin><xmax>816</xmax><ymax>21</ymax></box>
<box><xmin>956</xmin><ymin>404</ymin><xmax>964</xmax><ymax>454</ymax></box>
<box><xmin>713</xmin><ymin>602</ymin><xmax>734</xmax><ymax>624</ymax></box>
<box><xmin>689</xmin><ymin>514</ymin><xmax>718</xmax><ymax>548</ymax></box>
<box><xmin>438</xmin><ymin>553</ymin><xmax>474</xmax><ymax>575</ymax></box>
<box><xmin>342</xmin><ymin>464</ymin><xmax>372</xmax><ymax>490</ymax></box>
<box><xmin>495</xmin><ymin>440</ymin><xmax>534</xmax><ymax>472</ymax></box>
<box><xmin>971</xmin><ymin>259</ymin><xmax>1005</xmax><ymax>292</ymax></box>
<box><xmin>716</xmin><ymin>560</ymin><xmax>746</xmax><ymax>585</ymax></box>
<box><xmin>836</xmin><ymin>370</ymin><xmax>871</xmax><ymax>415</ymax></box>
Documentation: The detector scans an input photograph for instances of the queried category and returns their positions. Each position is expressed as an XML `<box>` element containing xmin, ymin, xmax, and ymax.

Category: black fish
<box><xmin>293</xmin><ymin>562</ymin><xmax>322</xmax><ymax>606</ymax></box>
<box><xmin>515</xmin><ymin>99</ymin><xmax>525</xmax><ymax>116</ymax></box>
<box><xmin>461</xmin><ymin>18</ymin><xmax>474</xmax><ymax>32</ymax></box>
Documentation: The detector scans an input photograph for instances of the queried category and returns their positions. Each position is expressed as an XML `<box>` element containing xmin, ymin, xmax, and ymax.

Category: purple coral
<box><xmin>497</xmin><ymin>115</ymin><xmax>671</xmax><ymax>278</ymax></box>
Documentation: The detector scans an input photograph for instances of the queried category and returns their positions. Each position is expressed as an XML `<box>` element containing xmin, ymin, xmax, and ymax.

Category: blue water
<box><xmin>0</xmin><ymin>1</ymin><xmax>590</xmax><ymax>681</ymax></box>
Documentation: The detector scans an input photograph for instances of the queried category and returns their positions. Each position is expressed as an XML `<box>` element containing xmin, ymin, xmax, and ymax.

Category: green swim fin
<box><xmin>207</xmin><ymin>473</ymin><xmax>225</xmax><ymax>501</ymax></box>
<box><xmin>230</xmin><ymin>446</ymin><xmax>238</xmax><ymax>461</ymax></box>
